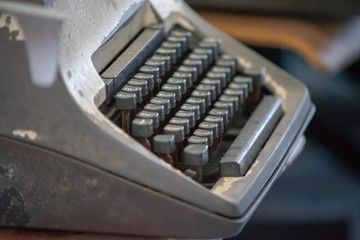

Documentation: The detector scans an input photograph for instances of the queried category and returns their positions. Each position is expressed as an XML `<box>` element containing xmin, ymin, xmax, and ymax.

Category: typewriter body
<box><xmin>0</xmin><ymin>0</ymin><xmax>314</xmax><ymax>238</ymax></box>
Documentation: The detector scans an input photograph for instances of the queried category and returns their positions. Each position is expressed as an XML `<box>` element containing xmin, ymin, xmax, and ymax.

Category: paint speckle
<box><xmin>12</xmin><ymin>129</ymin><xmax>38</xmax><ymax>140</ymax></box>
<box><xmin>0</xmin><ymin>166</ymin><xmax>15</xmax><ymax>180</ymax></box>
<box><xmin>0</xmin><ymin>187</ymin><xmax>31</xmax><ymax>226</ymax></box>
<box><xmin>66</xmin><ymin>70</ymin><xmax>72</xmax><ymax>79</ymax></box>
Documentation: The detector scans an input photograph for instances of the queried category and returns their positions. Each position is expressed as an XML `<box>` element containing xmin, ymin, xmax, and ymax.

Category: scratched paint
<box><xmin>12</xmin><ymin>129</ymin><xmax>38</xmax><ymax>140</ymax></box>
<box><xmin>0</xmin><ymin>187</ymin><xmax>31</xmax><ymax>226</ymax></box>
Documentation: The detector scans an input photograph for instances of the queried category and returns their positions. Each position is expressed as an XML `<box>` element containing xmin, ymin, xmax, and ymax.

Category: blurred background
<box><xmin>186</xmin><ymin>1</ymin><xmax>360</xmax><ymax>239</ymax></box>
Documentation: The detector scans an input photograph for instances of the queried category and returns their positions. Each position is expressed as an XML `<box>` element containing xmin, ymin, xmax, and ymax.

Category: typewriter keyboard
<box><xmin>99</xmin><ymin>25</ymin><xmax>283</xmax><ymax>185</ymax></box>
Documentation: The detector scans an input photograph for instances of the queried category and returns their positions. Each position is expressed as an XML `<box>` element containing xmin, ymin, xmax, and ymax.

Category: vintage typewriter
<box><xmin>0</xmin><ymin>0</ymin><xmax>314</xmax><ymax>238</ymax></box>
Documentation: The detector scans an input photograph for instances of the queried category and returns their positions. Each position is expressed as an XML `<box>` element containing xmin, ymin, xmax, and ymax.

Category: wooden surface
<box><xmin>199</xmin><ymin>11</ymin><xmax>360</xmax><ymax>73</ymax></box>
<box><xmin>0</xmin><ymin>228</ymin><xmax>165</xmax><ymax>240</ymax></box>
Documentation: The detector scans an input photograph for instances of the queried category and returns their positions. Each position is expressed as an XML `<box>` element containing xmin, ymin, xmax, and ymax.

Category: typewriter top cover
<box><xmin>0</xmin><ymin>0</ymin><xmax>314</xmax><ymax>238</ymax></box>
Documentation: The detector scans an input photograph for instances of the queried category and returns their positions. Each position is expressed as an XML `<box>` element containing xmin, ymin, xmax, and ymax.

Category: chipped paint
<box><xmin>12</xmin><ymin>129</ymin><xmax>38</xmax><ymax>140</ymax></box>
<box><xmin>0</xmin><ymin>13</ymin><xmax>26</xmax><ymax>41</ymax></box>
<box><xmin>211</xmin><ymin>177</ymin><xmax>241</xmax><ymax>196</ymax></box>
<box><xmin>239</xmin><ymin>57</ymin><xmax>252</xmax><ymax>69</ymax></box>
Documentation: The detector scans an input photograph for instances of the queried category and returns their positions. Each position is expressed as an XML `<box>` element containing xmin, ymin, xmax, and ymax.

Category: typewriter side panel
<box><xmin>0</xmin><ymin>136</ymin><xmax>246</xmax><ymax>238</ymax></box>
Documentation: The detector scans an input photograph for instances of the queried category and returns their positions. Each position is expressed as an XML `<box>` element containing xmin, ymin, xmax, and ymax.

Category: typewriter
<box><xmin>0</xmin><ymin>0</ymin><xmax>314</xmax><ymax>238</ymax></box>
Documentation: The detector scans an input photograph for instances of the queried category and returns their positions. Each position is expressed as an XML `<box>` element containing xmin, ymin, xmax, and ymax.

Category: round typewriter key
<box><xmin>204</xmin><ymin>115</ymin><xmax>224</xmax><ymax>142</ymax></box>
<box><xmin>191</xmin><ymin>90</ymin><xmax>211</xmax><ymax>109</ymax></box>
<box><xmin>169</xmin><ymin>117</ymin><xmax>190</xmax><ymax>136</ymax></box>
<box><xmin>150</xmin><ymin>97</ymin><xmax>171</xmax><ymax>115</ymax></box>
<box><xmin>133</xmin><ymin>73</ymin><xmax>155</xmax><ymax>100</ymax></box>
<box><xmin>233</xmin><ymin>76</ymin><xmax>253</xmax><ymax>93</ymax></box>
<box><xmin>156</xmin><ymin>47</ymin><xmax>177</xmax><ymax>65</ymax></box>
<box><xmin>199</xmin><ymin>121</ymin><xmax>219</xmax><ymax>149</ymax></box>
<box><xmin>198</xmin><ymin>37</ymin><xmax>222</xmax><ymax>58</ymax></box>
<box><xmin>167</xmin><ymin>35</ymin><xmax>188</xmax><ymax>52</ymax></box>
<box><xmin>162</xmin><ymin>83</ymin><xmax>182</xmax><ymax>102</ymax></box>
<box><xmin>115</xmin><ymin>91</ymin><xmax>137</xmax><ymax>134</ymax></box>
<box><xmin>164</xmin><ymin>124</ymin><xmax>185</xmax><ymax>164</ymax></box>
<box><xmin>172</xmin><ymin>71</ymin><xmax>193</xmax><ymax>88</ymax></box>
<box><xmin>211</xmin><ymin>66</ymin><xmax>231</xmax><ymax>84</ymax></box>
<box><xmin>115</xmin><ymin>92</ymin><xmax>136</xmax><ymax>110</ymax></box>
<box><xmin>196</xmin><ymin>84</ymin><xmax>217</xmax><ymax>101</ymax></box>
<box><xmin>156</xmin><ymin>91</ymin><xmax>176</xmax><ymax>110</ymax></box>
<box><xmin>146</xmin><ymin>59</ymin><xmax>166</xmax><ymax>77</ymax></box>
<box><xmin>193</xmin><ymin>47</ymin><xmax>214</xmax><ymax>65</ymax></box>
<box><xmin>164</xmin><ymin>124</ymin><xmax>185</xmax><ymax>143</ymax></box>
<box><xmin>183</xmin><ymin>59</ymin><xmax>203</xmax><ymax>77</ymax></box>
<box><xmin>144</xmin><ymin>103</ymin><xmax>165</xmax><ymax>121</ymax></box>
<box><xmin>185</xmin><ymin>97</ymin><xmax>205</xmax><ymax>115</ymax></box>
<box><xmin>229</xmin><ymin>82</ymin><xmax>249</xmax><ymax>99</ymax></box>
<box><xmin>219</xmin><ymin>95</ymin><xmax>240</xmax><ymax>113</ymax></box>
<box><xmin>216</xmin><ymin>59</ymin><xmax>237</xmax><ymax>76</ymax></box>
<box><xmin>137</xmin><ymin>110</ymin><xmax>160</xmax><ymax>130</ymax></box>
<box><xmin>132</xmin><ymin>118</ymin><xmax>154</xmax><ymax>137</ymax></box>
<box><xmin>153</xmin><ymin>134</ymin><xmax>176</xmax><ymax>154</ymax></box>
<box><xmin>180</xmin><ymin>103</ymin><xmax>200</xmax><ymax>122</ymax></box>
<box><xmin>153</xmin><ymin>134</ymin><xmax>176</xmax><ymax>165</ymax></box>
<box><xmin>151</xmin><ymin>54</ymin><xmax>171</xmax><ymax>72</ymax></box>
<box><xmin>188</xmin><ymin>136</ymin><xmax>208</xmax><ymax>145</ymax></box>
<box><xmin>128</xmin><ymin>79</ymin><xmax>148</xmax><ymax>97</ymax></box>
<box><xmin>188</xmin><ymin>53</ymin><xmax>209</xmax><ymax>70</ymax></box>
<box><xmin>224</xmin><ymin>88</ymin><xmax>245</xmax><ymax>105</ymax></box>
<box><xmin>209</xmin><ymin>108</ymin><xmax>230</xmax><ymax>127</ymax></box>
<box><xmin>121</xmin><ymin>84</ymin><xmax>143</xmax><ymax>104</ymax></box>
<box><xmin>199</xmin><ymin>121</ymin><xmax>219</xmax><ymax>139</ymax></box>
<box><xmin>175</xmin><ymin>110</ymin><xmax>196</xmax><ymax>129</ymax></box>
<box><xmin>193</xmin><ymin>129</ymin><xmax>214</xmax><ymax>157</ymax></box>
<box><xmin>201</xmin><ymin>78</ymin><xmax>221</xmax><ymax>96</ymax></box>
<box><xmin>238</xmin><ymin>65</ymin><xmax>266</xmax><ymax>103</ymax></box>
<box><xmin>170</xmin><ymin>29</ymin><xmax>192</xmax><ymax>39</ymax></box>
<box><xmin>167</xmin><ymin>77</ymin><xmax>188</xmax><ymax>95</ymax></box>
<box><xmin>183</xmin><ymin>144</ymin><xmax>209</xmax><ymax>182</ymax></box>
<box><xmin>137</xmin><ymin>67</ymin><xmax>158</xmax><ymax>89</ymax></box>
<box><xmin>207</xmin><ymin>71</ymin><xmax>227</xmax><ymax>88</ymax></box>
<box><xmin>204</xmin><ymin>115</ymin><xmax>224</xmax><ymax>133</ymax></box>
<box><xmin>161</xmin><ymin>41</ymin><xmax>182</xmax><ymax>59</ymax></box>
<box><xmin>131</xmin><ymin>118</ymin><xmax>154</xmax><ymax>150</ymax></box>
<box><xmin>214</xmin><ymin>101</ymin><xmax>234</xmax><ymax>119</ymax></box>
<box><xmin>178</xmin><ymin>65</ymin><xmax>198</xmax><ymax>83</ymax></box>
<box><xmin>193</xmin><ymin>129</ymin><xmax>213</xmax><ymax>147</ymax></box>
<box><xmin>169</xmin><ymin>30</ymin><xmax>192</xmax><ymax>49</ymax></box>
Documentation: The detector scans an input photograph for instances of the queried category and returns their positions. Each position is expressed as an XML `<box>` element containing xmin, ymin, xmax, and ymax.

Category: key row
<box><xmin>130</xmin><ymin>74</ymin><xmax>257</xmax><ymax>181</ymax></box>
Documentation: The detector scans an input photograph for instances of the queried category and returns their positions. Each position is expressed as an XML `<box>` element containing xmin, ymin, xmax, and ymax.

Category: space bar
<box><xmin>220</xmin><ymin>95</ymin><xmax>283</xmax><ymax>176</ymax></box>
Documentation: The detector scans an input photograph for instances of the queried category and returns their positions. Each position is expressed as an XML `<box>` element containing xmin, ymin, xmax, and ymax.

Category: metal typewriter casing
<box><xmin>0</xmin><ymin>0</ymin><xmax>314</xmax><ymax>238</ymax></box>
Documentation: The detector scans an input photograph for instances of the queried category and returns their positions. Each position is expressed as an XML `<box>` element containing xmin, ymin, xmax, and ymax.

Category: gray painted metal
<box><xmin>220</xmin><ymin>96</ymin><xmax>283</xmax><ymax>177</ymax></box>
<box><xmin>0</xmin><ymin>0</ymin><xmax>314</xmax><ymax>238</ymax></box>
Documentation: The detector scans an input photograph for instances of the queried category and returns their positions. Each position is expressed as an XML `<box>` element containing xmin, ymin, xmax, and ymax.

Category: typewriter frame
<box><xmin>0</xmin><ymin>0</ymin><xmax>314</xmax><ymax>238</ymax></box>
